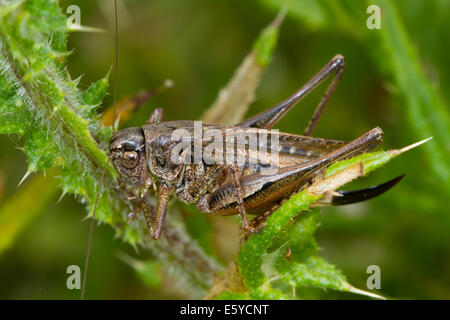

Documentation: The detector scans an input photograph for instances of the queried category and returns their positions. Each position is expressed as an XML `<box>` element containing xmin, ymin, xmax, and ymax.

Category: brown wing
<box><xmin>207</xmin><ymin>127</ymin><xmax>383</xmax><ymax>215</ymax></box>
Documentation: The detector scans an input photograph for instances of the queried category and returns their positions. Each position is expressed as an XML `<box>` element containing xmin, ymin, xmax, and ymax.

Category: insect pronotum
<box><xmin>81</xmin><ymin>2</ymin><xmax>403</xmax><ymax>299</ymax></box>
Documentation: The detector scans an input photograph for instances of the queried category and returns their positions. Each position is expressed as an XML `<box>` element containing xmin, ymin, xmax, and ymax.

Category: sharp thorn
<box><xmin>57</xmin><ymin>190</ymin><xmax>68</xmax><ymax>203</ymax></box>
<box><xmin>272</xmin><ymin>3</ymin><xmax>289</xmax><ymax>28</ymax></box>
<box><xmin>17</xmin><ymin>170</ymin><xmax>32</xmax><ymax>187</ymax></box>
<box><xmin>113</xmin><ymin>113</ymin><xmax>121</xmax><ymax>130</ymax></box>
<box><xmin>396</xmin><ymin>137</ymin><xmax>433</xmax><ymax>154</ymax></box>
<box><xmin>68</xmin><ymin>25</ymin><xmax>108</xmax><ymax>33</ymax></box>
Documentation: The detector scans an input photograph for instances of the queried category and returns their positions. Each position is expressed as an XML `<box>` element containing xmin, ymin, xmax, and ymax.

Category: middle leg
<box><xmin>229</xmin><ymin>165</ymin><xmax>258</xmax><ymax>233</ymax></box>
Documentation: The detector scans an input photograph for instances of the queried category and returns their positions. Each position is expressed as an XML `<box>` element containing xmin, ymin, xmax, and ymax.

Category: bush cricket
<box><xmin>109</xmin><ymin>54</ymin><xmax>403</xmax><ymax>240</ymax></box>
<box><xmin>81</xmin><ymin>2</ymin><xmax>403</xmax><ymax>299</ymax></box>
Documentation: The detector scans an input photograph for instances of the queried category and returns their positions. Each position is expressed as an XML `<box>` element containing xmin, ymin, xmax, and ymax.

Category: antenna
<box><xmin>80</xmin><ymin>158</ymin><xmax>111</xmax><ymax>300</ymax></box>
<box><xmin>113</xmin><ymin>0</ymin><xmax>118</xmax><ymax>130</ymax></box>
<box><xmin>81</xmin><ymin>0</ymin><xmax>119</xmax><ymax>300</ymax></box>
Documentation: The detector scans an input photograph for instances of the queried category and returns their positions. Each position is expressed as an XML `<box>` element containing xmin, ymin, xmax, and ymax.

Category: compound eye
<box><xmin>122</xmin><ymin>151</ymin><xmax>139</xmax><ymax>169</ymax></box>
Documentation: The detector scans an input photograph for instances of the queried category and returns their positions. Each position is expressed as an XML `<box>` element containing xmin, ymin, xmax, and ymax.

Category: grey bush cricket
<box><xmin>81</xmin><ymin>1</ymin><xmax>403</xmax><ymax>298</ymax></box>
<box><xmin>109</xmin><ymin>53</ymin><xmax>402</xmax><ymax>240</ymax></box>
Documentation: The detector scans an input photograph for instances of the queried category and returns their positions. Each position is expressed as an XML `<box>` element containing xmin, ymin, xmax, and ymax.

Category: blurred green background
<box><xmin>0</xmin><ymin>0</ymin><xmax>449</xmax><ymax>299</ymax></box>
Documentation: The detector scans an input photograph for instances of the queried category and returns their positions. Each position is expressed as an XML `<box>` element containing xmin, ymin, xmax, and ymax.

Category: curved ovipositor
<box><xmin>331</xmin><ymin>175</ymin><xmax>405</xmax><ymax>206</ymax></box>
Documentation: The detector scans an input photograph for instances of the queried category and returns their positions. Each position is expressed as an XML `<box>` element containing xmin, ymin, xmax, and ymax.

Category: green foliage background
<box><xmin>0</xmin><ymin>0</ymin><xmax>448</xmax><ymax>299</ymax></box>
